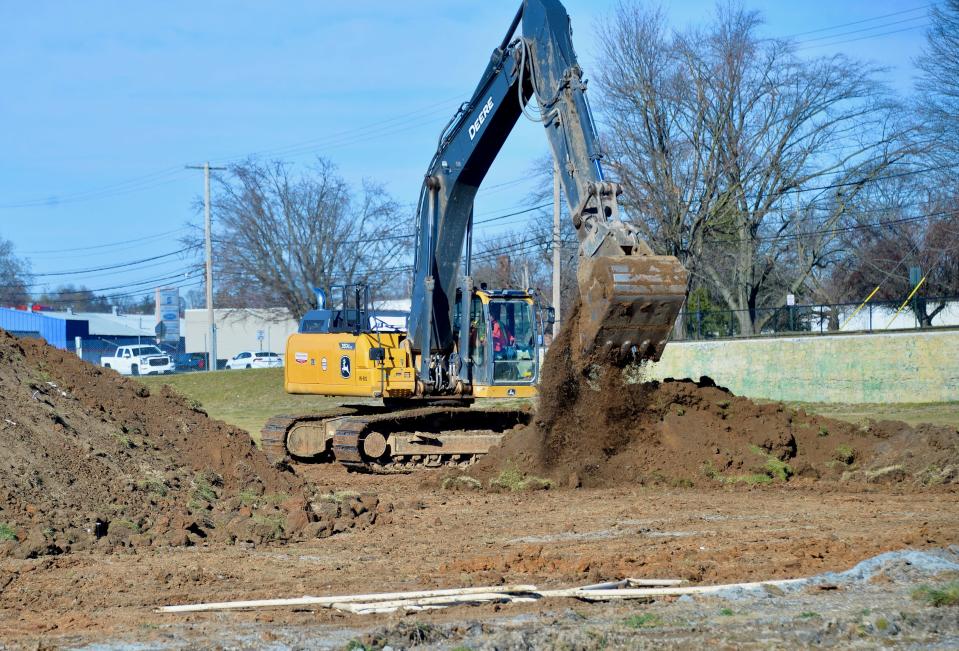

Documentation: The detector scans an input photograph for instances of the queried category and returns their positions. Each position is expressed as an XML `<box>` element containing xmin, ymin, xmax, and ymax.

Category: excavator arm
<box><xmin>407</xmin><ymin>0</ymin><xmax>687</xmax><ymax>392</ymax></box>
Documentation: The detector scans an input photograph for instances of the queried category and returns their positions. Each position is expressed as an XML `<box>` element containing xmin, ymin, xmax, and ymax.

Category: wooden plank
<box><xmin>332</xmin><ymin>593</ymin><xmax>539</xmax><ymax>614</ymax></box>
<box><xmin>157</xmin><ymin>584</ymin><xmax>538</xmax><ymax>613</ymax></box>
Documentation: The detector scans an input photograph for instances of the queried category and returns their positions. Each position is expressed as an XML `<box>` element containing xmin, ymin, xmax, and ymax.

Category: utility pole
<box><xmin>186</xmin><ymin>162</ymin><xmax>226</xmax><ymax>371</ymax></box>
<box><xmin>552</xmin><ymin>160</ymin><xmax>562</xmax><ymax>339</ymax></box>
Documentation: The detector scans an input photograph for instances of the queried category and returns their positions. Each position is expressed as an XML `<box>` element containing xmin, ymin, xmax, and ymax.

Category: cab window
<box><xmin>489</xmin><ymin>300</ymin><xmax>536</xmax><ymax>383</ymax></box>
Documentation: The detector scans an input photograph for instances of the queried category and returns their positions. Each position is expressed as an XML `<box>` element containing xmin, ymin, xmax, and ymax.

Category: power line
<box><xmin>798</xmin><ymin>23</ymin><xmax>929</xmax><ymax>50</ymax></box>
<box><xmin>21</xmin><ymin>227</ymin><xmax>192</xmax><ymax>255</ymax></box>
<box><xmin>786</xmin><ymin>4</ymin><xmax>930</xmax><ymax>39</ymax></box>
<box><xmin>795</xmin><ymin>14</ymin><xmax>928</xmax><ymax>44</ymax></box>
<box><xmin>0</xmin><ymin>167</ymin><xmax>187</xmax><ymax>209</ymax></box>
<box><xmin>29</xmin><ymin>246</ymin><xmax>199</xmax><ymax>277</ymax></box>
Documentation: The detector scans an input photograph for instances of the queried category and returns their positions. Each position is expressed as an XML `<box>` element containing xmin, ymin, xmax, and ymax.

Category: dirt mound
<box><xmin>472</xmin><ymin>304</ymin><xmax>959</xmax><ymax>489</ymax></box>
<box><xmin>0</xmin><ymin>331</ymin><xmax>384</xmax><ymax>559</ymax></box>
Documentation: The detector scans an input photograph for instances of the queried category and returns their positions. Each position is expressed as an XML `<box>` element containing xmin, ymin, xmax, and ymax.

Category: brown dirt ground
<box><xmin>1</xmin><ymin>465</ymin><xmax>957</xmax><ymax>646</ymax></box>
<box><xmin>0</xmin><ymin>328</ymin><xmax>957</xmax><ymax>647</ymax></box>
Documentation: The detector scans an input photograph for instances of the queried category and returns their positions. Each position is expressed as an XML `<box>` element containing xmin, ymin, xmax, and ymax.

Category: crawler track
<box><xmin>261</xmin><ymin>406</ymin><xmax>531</xmax><ymax>472</ymax></box>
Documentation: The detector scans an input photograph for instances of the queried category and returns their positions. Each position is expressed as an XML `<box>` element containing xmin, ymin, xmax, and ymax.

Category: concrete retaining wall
<box><xmin>647</xmin><ymin>329</ymin><xmax>959</xmax><ymax>403</ymax></box>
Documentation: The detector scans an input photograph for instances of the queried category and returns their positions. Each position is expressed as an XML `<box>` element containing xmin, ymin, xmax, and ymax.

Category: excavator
<box><xmin>261</xmin><ymin>0</ymin><xmax>687</xmax><ymax>471</ymax></box>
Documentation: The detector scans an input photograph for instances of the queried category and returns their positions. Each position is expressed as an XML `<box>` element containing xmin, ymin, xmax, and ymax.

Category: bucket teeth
<box><xmin>576</xmin><ymin>255</ymin><xmax>688</xmax><ymax>366</ymax></box>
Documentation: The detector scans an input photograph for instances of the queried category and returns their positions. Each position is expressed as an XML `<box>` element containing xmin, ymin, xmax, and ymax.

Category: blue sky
<box><xmin>0</xmin><ymin>1</ymin><xmax>932</xmax><ymax>301</ymax></box>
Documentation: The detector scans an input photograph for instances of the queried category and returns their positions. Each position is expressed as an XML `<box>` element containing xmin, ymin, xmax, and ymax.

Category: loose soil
<box><xmin>0</xmin><ymin>324</ymin><xmax>957</xmax><ymax>647</ymax></box>
<box><xmin>472</xmin><ymin>303</ymin><xmax>959</xmax><ymax>489</ymax></box>
<box><xmin>1</xmin><ymin>467</ymin><xmax>957</xmax><ymax>648</ymax></box>
<box><xmin>0</xmin><ymin>331</ymin><xmax>383</xmax><ymax>560</ymax></box>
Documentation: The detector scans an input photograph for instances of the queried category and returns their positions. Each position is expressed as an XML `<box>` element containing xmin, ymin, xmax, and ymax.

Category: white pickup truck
<box><xmin>101</xmin><ymin>345</ymin><xmax>174</xmax><ymax>376</ymax></box>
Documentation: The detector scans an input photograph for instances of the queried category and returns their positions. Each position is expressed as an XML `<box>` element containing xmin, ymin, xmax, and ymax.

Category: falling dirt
<box><xmin>472</xmin><ymin>302</ymin><xmax>959</xmax><ymax>489</ymax></box>
<box><xmin>0</xmin><ymin>331</ymin><xmax>384</xmax><ymax>559</ymax></box>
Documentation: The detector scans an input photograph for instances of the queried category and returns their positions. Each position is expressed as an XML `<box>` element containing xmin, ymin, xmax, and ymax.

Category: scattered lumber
<box><xmin>159</xmin><ymin>575</ymin><xmax>803</xmax><ymax>615</ymax></box>
<box><xmin>156</xmin><ymin>584</ymin><xmax>538</xmax><ymax>613</ymax></box>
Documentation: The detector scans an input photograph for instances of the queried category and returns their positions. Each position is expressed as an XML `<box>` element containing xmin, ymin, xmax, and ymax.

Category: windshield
<box><xmin>132</xmin><ymin>346</ymin><xmax>162</xmax><ymax>356</ymax></box>
<box><xmin>488</xmin><ymin>299</ymin><xmax>536</xmax><ymax>383</ymax></box>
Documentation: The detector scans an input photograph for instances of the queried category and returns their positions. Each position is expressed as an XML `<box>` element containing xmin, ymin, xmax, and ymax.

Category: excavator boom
<box><xmin>407</xmin><ymin>0</ymin><xmax>687</xmax><ymax>381</ymax></box>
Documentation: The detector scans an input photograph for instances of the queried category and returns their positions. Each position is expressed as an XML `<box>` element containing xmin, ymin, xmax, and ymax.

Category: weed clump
<box><xmin>624</xmin><ymin>613</ymin><xmax>663</xmax><ymax>628</ymax></box>
<box><xmin>489</xmin><ymin>465</ymin><xmax>552</xmax><ymax>492</ymax></box>
<box><xmin>0</xmin><ymin>523</ymin><xmax>16</xmax><ymax>541</ymax></box>
<box><xmin>442</xmin><ymin>475</ymin><xmax>482</xmax><ymax>491</ymax></box>
<box><xmin>912</xmin><ymin>582</ymin><xmax>959</xmax><ymax>607</ymax></box>
<box><xmin>834</xmin><ymin>444</ymin><xmax>856</xmax><ymax>465</ymax></box>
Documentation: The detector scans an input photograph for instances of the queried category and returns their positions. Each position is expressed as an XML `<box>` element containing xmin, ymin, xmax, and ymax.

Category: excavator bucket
<box><xmin>576</xmin><ymin>255</ymin><xmax>688</xmax><ymax>366</ymax></box>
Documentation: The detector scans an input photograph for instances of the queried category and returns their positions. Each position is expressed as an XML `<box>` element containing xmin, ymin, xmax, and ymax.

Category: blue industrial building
<box><xmin>0</xmin><ymin>307</ymin><xmax>86</xmax><ymax>349</ymax></box>
<box><xmin>0</xmin><ymin>308</ymin><xmax>184</xmax><ymax>365</ymax></box>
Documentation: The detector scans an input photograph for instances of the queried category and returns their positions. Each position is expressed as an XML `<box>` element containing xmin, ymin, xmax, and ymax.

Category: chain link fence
<box><xmin>674</xmin><ymin>296</ymin><xmax>959</xmax><ymax>341</ymax></box>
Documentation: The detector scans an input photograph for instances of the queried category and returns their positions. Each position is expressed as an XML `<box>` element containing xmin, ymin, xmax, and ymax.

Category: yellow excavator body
<box><xmin>285</xmin><ymin>331</ymin><xmax>415</xmax><ymax>399</ymax></box>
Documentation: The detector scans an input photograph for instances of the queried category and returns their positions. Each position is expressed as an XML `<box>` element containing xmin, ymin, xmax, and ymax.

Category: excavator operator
<box><xmin>490</xmin><ymin>305</ymin><xmax>515</xmax><ymax>360</ymax></box>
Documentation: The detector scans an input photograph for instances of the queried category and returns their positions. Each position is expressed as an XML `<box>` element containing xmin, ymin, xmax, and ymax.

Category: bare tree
<box><xmin>35</xmin><ymin>285</ymin><xmax>110</xmax><ymax>312</ymax></box>
<box><xmin>917</xmin><ymin>0</ymin><xmax>959</xmax><ymax>162</ymax></box>
<box><xmin>832</xmin><ymin>189</ymin><xmax>959</xmax><ymax>327</ymax></box>
<box><xmin>204</xmin><ymin>158</ymin><xmax>410</xmax><ymax>320</ymax></box>
<box><xmin>596</xmin><ymin>2</ymin><xmax>915</xmax><ymax>334</ymax></box>
<box><xmin>0</xmin><ymin>237</ymin><xmax>31</xmax><ymax>307</ymax></box>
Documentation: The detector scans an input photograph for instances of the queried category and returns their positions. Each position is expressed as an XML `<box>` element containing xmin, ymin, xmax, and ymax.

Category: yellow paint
<box><xmin>885</xmin><ymin>276</ymin><xmax>927</xmax><ymax>329</ymax></box>
<box><xmin>472</xmin><ymin>384</ymin><xmax>537</xmax><ymax>399</ymax></box>
<box><xmin>285</xmin><ymin>331</ymin><xmax>415</xmax><ymax>398</ymax></box>
<box><xmin>840</xmin><ymin>284</ymin><xmax>880</xmax><ymax>330</ymax></box>
<box><xmin>284</xmin><ymin>324</ymin><xmax>538</xmax><ymax>400</ymax></box>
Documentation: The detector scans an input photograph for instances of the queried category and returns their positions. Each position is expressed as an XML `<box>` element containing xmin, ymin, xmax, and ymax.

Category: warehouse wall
<box><xmin>184</xmin><ymin>308</ymin><xmax>298</xmax><ymax>360</ymax></box>
<box><xmin>647</xmin><ymin>328</ymin><xmax>959</xmax><ymax>403</ymax></box>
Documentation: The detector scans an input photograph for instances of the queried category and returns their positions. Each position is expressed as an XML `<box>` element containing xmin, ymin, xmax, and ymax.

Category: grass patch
<box><xmin>763</xmin><ymin>457</ymin><xmax>792</xmax><ymax>481</ymax></box>
<box><xmin>190</xmin><ymin>471</ymin><xmax>220</xmax><ymax>508</ymax></box>
<box><xmin>320</xmin><ymin>490</ymin><xmax>360</xmax><ymax>504</ymax></box>
<box><xmin>834</xmin><ymin>444</ymin><xmax>856</xmax><ymax>465</ymax></box>
<box><xmin>238</xmin><ymin>488</ymin><xmax>260</xmax><ymax>506</ymax></box>
<box><xmin>818</xmin><ymin>425</ymin><xmax>829</xmax><ymax>437</ymax></box>
<box><xmin>624</xmin><ymin>613</ymin><xmax>663</xmax><ymax>629</ymax></box>
<box><xmin>489</xmin><ymin>465</ymin><xmax>552</xmax><ymax>492</ymax></box>
<box><xmin>442</xmin><ymin>475</ymin><xmax>482</xmax><ymax>491</ymax></box>
<box><xmin>704</xmin><ymin>450</ymin><xmax>787</xmax><ymax>486</ymax></box>
<box><xmin>783</xmin><ymin>401</ymin><xmax>959</xmax><ymax>428</ymax></box>
<box><xmin>799</xmin><ymin>611</ymin><xmax>821</xmax><ymax>619</ymax></box>
<box><xmin>719</xmin><ymin>607</ymin><xmax>734</xmax><ymax>616</ymax></box>
<box><xmin>0</xmin><ymin>523</ymin><xmax>16</xmax><ymax>541</ymax></box>
<box><xmin>137</xmin><ymin>477</ymin><xmax>168</xmax><ymax>497</ymax></box>
<box><xmin>113</xmin><ymin>518</ymin><xmax>141</xmax><ymax>533</ymax></box>
<box><xmin>912</xmin><ymin>582</ymin><xmax>959</xmax><ymax>607</ymax></box>
<box><xmin>113</xmin><ymin>432</ymin><xmax>135</xmax><ymax>449</ymax></box>
<box><xmin>140</xmin><ymin>368</ymin><xmax>366</xmax><ymax>444</ymax></box>
<box><xmin>748</xmin><ymin>444</ymin><xmax>793</xmax><ymax>481</ymax></box>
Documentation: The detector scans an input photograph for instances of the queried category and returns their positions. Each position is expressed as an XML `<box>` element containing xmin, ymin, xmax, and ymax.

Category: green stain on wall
<box><xmin>647</xmin><ymin>330</ymin><xmax>959</xmax><ymax>403</ymax></box>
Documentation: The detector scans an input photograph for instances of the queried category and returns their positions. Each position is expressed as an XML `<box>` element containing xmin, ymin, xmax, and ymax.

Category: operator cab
<box><xmin>454</xmin><ymin>288</ymin><xmax>541</xmax><ymax>389</ymax></box>
<box><xmin>299</xmin><ymin>285</ymin><xmax>409</xmax><ymax>335</ymax></box>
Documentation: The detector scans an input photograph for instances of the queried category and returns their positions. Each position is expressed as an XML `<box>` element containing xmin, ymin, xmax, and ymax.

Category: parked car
<box><xmin>101</xmin><ymin>345</ymin><xmax>174</xmax><ymax>376</ymax></box>
<box><xmin>225</xmin><ymin>351</ymin><xmax>284</xmax><ymax>369</ymax></box>
<box><xmin>174</xmin><ymin>352</ymin><xmax>208</xmax><ymax>372</ymax></box>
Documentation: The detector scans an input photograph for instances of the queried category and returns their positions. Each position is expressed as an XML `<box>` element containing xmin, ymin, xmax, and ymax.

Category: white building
<box><xmin>184</xmin><ymin>308</ymin><xmax>299</xmax><ymax>361</ymax></box>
